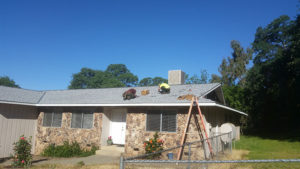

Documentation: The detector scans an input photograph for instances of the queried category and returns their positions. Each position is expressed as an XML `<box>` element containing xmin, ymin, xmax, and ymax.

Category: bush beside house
<box><xmin>42</xmin><ymin>141</ymin><xmax>98</xmax><ymax>157</ymax></box>
<box><xmin>11</xmin><ymin>135</ymin><xmax>32</xmax><ymax>168</ymax></box>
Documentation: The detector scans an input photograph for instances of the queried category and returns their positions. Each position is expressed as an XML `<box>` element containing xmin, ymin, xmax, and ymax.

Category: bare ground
<box><xmin>0</xmin><ymin>150</ymin><xmax>249</xmax><ymax>169</ymax></box>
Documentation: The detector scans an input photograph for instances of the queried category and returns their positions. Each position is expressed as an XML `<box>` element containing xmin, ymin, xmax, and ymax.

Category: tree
<box><xmin>69</xmin><ymin>65</ymin><xmax>138</xmax><ymax>89</ymax></box>
<box><xmin>69</xmin><ymin>68</ymin><xmax>97</xmax><ymax>89</ymax></box>
<box><xmin>210</xmin><ymin>74</ymin><xmax>222</xmax><ymax>83</ymax></box>
<box><xmin>0</xmin><ymin>76</ymin><xmax>20</xmax><ymax>88</ymax></box>
<box><xmin>208</xmin><ymin>41</ymin><xmax>252</xmax><ymax>120</ymax></box>
<box><xmin>89</xmin><ymin>71</ymin><xmax>125</xmax><ymax>88</ymax></box>
<box><xmin>216</xmin><ymin>40</ymin><xmax>252</xmax><ymax>86</ymax></box>
<box><xmin>152</xmin><ymin>77</ymin><xmax>168</xmax><ymax>85</ymax></box>
<box><xmin>106</xmin><ymin>64</ymin><xmax>129</xmax><ymax>77</ymax></box>
<box><xmin>185</xmin><ymin>70</ymin><xmax>209</xmax><ymax>84</ymax></box>
<box><xmin>139</xmin><ymin>77</ymin><xmax>167</xmax><ymax>86</ymax></box>
<box><xmin>252</xmin><ymin>15</ymin><xmax>292</xmax><ymax>64</ymax></box>
<box><xmin>139</xmin><ymin>77</ymin><xmax>153</xmax><ymax>86</ymax></box>
<box><xmin>244</xmin><ymin>15</ymin><xmax>299</xmax><ymax>132</ymax></box>
<box><xmin>105</xmin><ymin>64</ymin><xmax>138</xmax><ymax>86</ymax></box>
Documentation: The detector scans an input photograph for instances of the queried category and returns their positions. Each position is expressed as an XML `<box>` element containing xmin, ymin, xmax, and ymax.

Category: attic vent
<box><xmin>168</xmin><ymin>70</ymin><xmax>185</xmax><ymax>85</ymax></box>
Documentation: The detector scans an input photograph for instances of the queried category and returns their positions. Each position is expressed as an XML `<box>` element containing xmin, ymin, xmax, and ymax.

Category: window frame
<box><xmin>42</xmin><ymin>112</ymin><xmax>62</xmax><ymax>128</ymax></box>
<box><xmin>146</xmin><ymin>109</ymin><xmax>177</xmax><ymax>133</ymax></box>
<box><xmin>71</xmin><ymin>112</ymin><xmax>94</xmax><ymax>129</ymax></box>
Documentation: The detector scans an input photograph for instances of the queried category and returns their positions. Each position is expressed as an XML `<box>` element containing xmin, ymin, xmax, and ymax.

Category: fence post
<box><xmin>216</xmin><ymin>134</ymin><xmax>219</xmax><ymax>159</ymax></box>
<box><xmin>229</xmin><ymin>132</ymin><xmax>232</xmax><ymax>153</ymax></box>
<box><xmin>120</xmin><ymin>155</ymin><xmax>124</xmax><ymax>169</ymax></box>
<box><xmin>187</xmin><ymin>143</ymin><xmax>191</xmax><ymax>169</ymax></box>
<box><xmin>202</xmin><ymin>140</ymin><xmax>207</xmax><ymax>160</ymax></box>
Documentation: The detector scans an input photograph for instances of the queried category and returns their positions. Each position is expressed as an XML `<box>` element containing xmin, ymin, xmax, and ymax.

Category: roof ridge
<box><xmin>199</xmin><ymin>83</ymin><xmax>221</xmax><ymax>97</ymax></box>
<box><xmin>43</xmin><ymin>83</ymin><xmax>221</xmax><ymax>92</ymax></box>
<box><xmin>0</xmin><ymin>85</ymin><xmax>44</xmax><ymax>93</ymax></box>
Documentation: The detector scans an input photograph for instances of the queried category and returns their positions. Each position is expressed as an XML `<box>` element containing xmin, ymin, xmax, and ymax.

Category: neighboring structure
<box><xmin>0</xmin><ymin>70</ymin><xmax>247</xmax><ymax>158</ymax></box>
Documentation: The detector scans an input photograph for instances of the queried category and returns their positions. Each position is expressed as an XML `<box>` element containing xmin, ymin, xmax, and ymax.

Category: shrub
<box><xmin>42</xmin><ymin>141</ymin><xmax>98</xmax><ymax>157</ymax></box>
<box><xmin>11</xmin><ymin>135</ymin><xmax>32</xmax><ymax>168</ymax></box>
<box><xmin>144</xmin><ymin>132</ymin><xmax>164</xmax><ymax>159</ymax></box>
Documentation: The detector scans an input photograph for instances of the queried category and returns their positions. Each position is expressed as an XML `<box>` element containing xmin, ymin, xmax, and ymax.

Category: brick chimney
<box><xmin>168</xmin><ymin>70</ymin><xmax>185</xmax><ymax>85</ymax></box>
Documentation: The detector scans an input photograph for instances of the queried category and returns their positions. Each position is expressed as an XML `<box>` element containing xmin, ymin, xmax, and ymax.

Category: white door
<box><xmin>110</xmin><ymin>109</ymin><xmax>127</xmax><ymax>145</ymax></box>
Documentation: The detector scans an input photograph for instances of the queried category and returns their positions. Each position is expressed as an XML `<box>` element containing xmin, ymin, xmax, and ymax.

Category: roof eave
<box><xmin>0</xmin><ymin>100</ymin><xmax>247</xmax><ymax>116</ymax></box>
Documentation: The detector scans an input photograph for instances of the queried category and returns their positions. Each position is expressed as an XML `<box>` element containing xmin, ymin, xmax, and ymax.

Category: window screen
<box><xmin>43</xmin><ymin>112</ymin><xmax>52</xmax><ymax>127</ymax></box>
<box><xmin>71</xmin><ymin>112</ymin><xmax>93</xmax><ymax>129</ymax></box>
<box><xmin>162</xmin><ymin>111</ymin><xmax>176</xmax><ymax>132</ymax></box>
<box><xmin>71</xmin><ymin>112</ymin><xmax>82</xmax><ymax>128</ymax></box>
<box><xmin>146</xmin><ymin>110</ymin><xmax>176</xmax><ymax>132</ymax></box>
<box><xmin>43</xmin><ymin>112</ymin><xmax>62</xmax><ymax>127</ymax></box>
<box><xmin>83</xmin><ymin>113</ymin><xmax>93</xmax><ymax>129</ymax></box>
<box><xmin>146</xmin><ymin>111</ymin><xmax>161</xmax><ymax>131</ymax></box>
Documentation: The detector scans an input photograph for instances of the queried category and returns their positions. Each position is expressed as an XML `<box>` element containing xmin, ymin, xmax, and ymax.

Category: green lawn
<box><xmin>235</xmin><ymin>135</ymin><xmax>300</xmax><ymax>159</ymax></box>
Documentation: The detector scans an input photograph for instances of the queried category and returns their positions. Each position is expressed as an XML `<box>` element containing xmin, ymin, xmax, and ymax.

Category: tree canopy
<box><xmin>185</xmin><ymin>70</ymin><xmax>209</xmax><ymax>84</ymax></box>
<box><xmin>68</xmin><ymin>64</ymin><xmax>138</xmax><ymax>89</ymax></box>
<box><xmin>211</xmin><ymin>40</ymin><xmax>252</xmax><ymax>86</ymax></box>
<box><xmin>139</xmin><ymin>77</ymin><xmax>167</xmax><ymax>86</ymax></box>
<box><xmin>212</xmin><ymin>14</ymin><xmax>299</xmax><ymax>133</ymax></box>
<box><xmin>244</xmin><ymin>15</ymin><xmax>299</xmax><ymax>132</ymax></box>
<box><xmin>106</xmin><ymin>64</ymin><xmax>138</xmax><ymax>86</ymax></box>
<box><xmin>0</xmin><ymin>76</ymin><xmax>20</xmax><ymax>88</ymax></box>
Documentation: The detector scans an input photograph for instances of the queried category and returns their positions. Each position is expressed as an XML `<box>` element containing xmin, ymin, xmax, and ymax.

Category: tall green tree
<box><xmin>210</xmin><ymin>40</ymin><xmax>252</xmax><ymax>115</ymax></box>
<box><xmin>244</xmin><ymin>15</ymin><xmax>299</xmax><ymax>131</ymax></box>
<box><xmin>0</xmin><ymin>76</ymin><xmax>20</xmax><ymax>88</ymax></box>
<box><xmin>212</xmin><ymin>40</ymin><xmax>252</xmax><ymax>86</ymax></box>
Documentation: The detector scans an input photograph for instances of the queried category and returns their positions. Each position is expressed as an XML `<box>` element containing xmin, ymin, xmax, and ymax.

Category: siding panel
<box><xmin>0</xmin><ymin>104</ymin><xmax>38</xmax><ymax>158</ymax></box>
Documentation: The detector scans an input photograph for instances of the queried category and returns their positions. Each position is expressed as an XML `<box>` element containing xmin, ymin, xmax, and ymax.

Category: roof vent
<box><xmin>168</xmin><ymin>70</ymin><xmax>185</xmax><ymax>85</ymax></box>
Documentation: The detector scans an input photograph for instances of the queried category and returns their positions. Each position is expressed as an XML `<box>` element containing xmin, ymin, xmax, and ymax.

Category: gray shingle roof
<box><xmin>0</xmin><ymin>86</ymin><xmax>45</xmax><ymax>104</ymax></box>
<box><xmin>0</xmin><ymin>83</ymin><xmax>220</xmax><ymax>105</ymax></box>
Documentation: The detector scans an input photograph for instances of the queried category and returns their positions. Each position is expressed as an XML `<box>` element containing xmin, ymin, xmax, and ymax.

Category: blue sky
<box><xmin>0</xmin><ymin>0</ymin><xmax>298</xmax><ymax>90</ymax></box>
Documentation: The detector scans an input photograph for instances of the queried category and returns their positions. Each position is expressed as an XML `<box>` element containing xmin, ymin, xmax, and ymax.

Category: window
<box><xmin>146</xmin><ymin>110</ymin><xmax>176</xmax><ymax>132</ymax></box>
<box><xmin>71</xmin><ymin>112</ymin><xmax>93</xmax><ymax>129</ymax></box>
<box><xmin>43</xmin><ymin>112</ymin><xmax>62</xmax><ymax>127</ymax></box>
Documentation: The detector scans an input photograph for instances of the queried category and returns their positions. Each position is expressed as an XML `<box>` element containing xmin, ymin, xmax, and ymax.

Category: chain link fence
<box><xmin>120</xmin><ymin>132</ymin><xmax>300</xmax><ymax>169</ymax></box>
<box><xmin>121</xmin><ymin>132</ymin><xmax>232</xmax><ymax>168</ymax></box>
<box><xmin>122</xmin><ymin>159</ymin><xmax>300</xmax><ymax>169</ymax></box>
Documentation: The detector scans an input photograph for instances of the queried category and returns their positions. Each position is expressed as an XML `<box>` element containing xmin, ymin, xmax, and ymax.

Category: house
<box><xmin>0</xmin><ymin>70</ymin><xmax>247</xmax><ymax>158</ymax></box>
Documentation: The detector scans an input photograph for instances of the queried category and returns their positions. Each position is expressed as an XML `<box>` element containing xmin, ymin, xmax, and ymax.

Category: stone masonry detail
<box><xmin>125</xmin><ymin>109</ymin><xmax>206</xmax><ymax>160</ymax></box>
<box><xmin>35</xmin><ymin>112</ymin><xmax>102</xmax><ymax>155</ymax></box>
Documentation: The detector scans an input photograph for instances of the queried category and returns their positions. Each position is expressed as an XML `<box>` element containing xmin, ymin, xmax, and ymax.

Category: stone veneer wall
<box><xmin>34</xmin><ymin>112</ymin><xmax>102</xmax><ymax>155</ymax></box>
<box><xmin>125</xmin><ymin>108</ymin><xmax>208</xmax><ymax>160</ymax></box>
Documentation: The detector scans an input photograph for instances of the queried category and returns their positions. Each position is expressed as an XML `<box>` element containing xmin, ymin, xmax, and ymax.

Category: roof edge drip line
<box><xmin>0</xmin><ymin>100</ymin><xmax>247</xmax><ymax>116</ymax></box>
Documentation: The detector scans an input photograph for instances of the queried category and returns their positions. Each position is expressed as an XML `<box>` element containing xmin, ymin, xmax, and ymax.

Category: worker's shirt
<box><xmin>160</xmin><ymin>83</ymin><xmax>170</xmax><ymax>89</ymax></box>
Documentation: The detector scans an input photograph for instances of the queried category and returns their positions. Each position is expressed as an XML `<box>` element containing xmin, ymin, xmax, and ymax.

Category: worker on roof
<box><xmin>158</xmin><ymin>83</ymin><xmax>170</xmax><ymax>94</ymax></box>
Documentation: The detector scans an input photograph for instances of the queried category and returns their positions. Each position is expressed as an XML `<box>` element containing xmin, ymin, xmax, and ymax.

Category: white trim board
<box><xmin>0</xmin><ymin>101</ymin><xmax>247</xmax><ymax>116</ymax></box>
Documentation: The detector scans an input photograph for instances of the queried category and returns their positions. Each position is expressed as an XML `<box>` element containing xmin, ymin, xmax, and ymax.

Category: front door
<box><xmin>110</xmin><ymin>109</ymin><xmax>127</xmax><ymax>145</ymax></box>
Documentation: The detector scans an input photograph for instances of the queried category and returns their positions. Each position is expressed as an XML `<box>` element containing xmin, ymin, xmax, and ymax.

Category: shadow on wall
<box><xmin>0</xmin><ymin>104</ymin><xmax>38</xmax><ymax>119</ymax></box>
